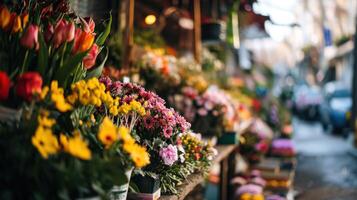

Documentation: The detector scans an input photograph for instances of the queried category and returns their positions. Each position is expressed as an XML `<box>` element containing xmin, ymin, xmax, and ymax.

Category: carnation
<box><xmin>159</xmin><ymin>144</ymin><xmax>178</xmax><ymax>166</ymax></box>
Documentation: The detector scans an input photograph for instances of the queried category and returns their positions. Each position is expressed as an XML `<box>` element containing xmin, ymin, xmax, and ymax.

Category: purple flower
<box><xmin>110</xmin><ymin>81</ymin><xmax>122</xmax><ymax>95</ymax></box>
<box><xmin>99</xmin><ymin>76</ymin><xmax>112</xmax><ymax>90</ymax></box>
<box><xmin>159</xmin><ymin>144</ymin><xmax>178</xmax><ymax>166</ymax></box>
<box><xmin>236</xmin><ymin>184</ymin><xmax>263</xmax><ymax>195</ymax></box>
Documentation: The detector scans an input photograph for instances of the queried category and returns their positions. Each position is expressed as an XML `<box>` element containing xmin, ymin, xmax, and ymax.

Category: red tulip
<box><xmin>20</xmin><ymin>25</ymin><xmax>39</xmax><ymax>49</ymax></box>
<box><xmin>83</xmin><ymin>44</ymin><xmax>99</xmax><ymax>69</ymax></box>
<box><xmin>16</xmin><ymin>72</ymin><xmax>42</xmax><ymax>101</ymax></box>
<box><xmin>53</xmin><ymin>20</ymin><xmax>75</xmax><ymax>48</ymax></box>
<box><xmin>0</xmin><ymin>71</ymin><xmax>11</xmax><ymax>101</ymax></box>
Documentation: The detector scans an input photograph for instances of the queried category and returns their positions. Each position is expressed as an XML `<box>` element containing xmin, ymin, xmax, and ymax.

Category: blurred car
<box><xmin>319</xmin><ymin>83</ymin><xmax>352</xmax><ymax>134</ymax></box>
<box><xmin>292</xmin><ymin>84</ymin><xmax>322</xmax><ymax>120</ymax></box>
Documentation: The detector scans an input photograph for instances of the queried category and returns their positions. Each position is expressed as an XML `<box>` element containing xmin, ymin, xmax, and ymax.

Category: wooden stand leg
<box><xmin>219</xmin><ymin>158</ymin><xmax>228</xmax><ymax>200</ymax></box>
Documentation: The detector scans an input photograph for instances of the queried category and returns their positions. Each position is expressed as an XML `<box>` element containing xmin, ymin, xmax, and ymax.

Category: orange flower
<box><xmin>0</xmin><ymin>6</ymin><xmax>11</xmax><ymax>29</ymax></box>
<box><xmin>11</xmin><ymin>15</ymin><xmax>22</xmax><ymax>33</ymax></box>
<box><xmin>72</xmin><ymin>29</ymin><xmax>94</xmax><ymax>54</ymax></box>
<box><xmin>21</xmin><ymin>13</ymin><xmax>29</xmax><ymax>28</ymax></box>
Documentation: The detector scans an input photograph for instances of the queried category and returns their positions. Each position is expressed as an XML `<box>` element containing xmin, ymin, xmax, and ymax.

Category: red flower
<box><xmin>0</xmin><ymin>71</ymin><xmax>11</xmax><ymax>101</ymax></box>
<box><xmin>83</xmin><ymin>17</ymin><xmax>95</xmax><ymax>33</ymax></box>
<box><xmin>83</xmin><ymin>44</ymin><xmax>99</xmax><ymax>69</ymax></box>
<box><xmin>16</xmin><ymin>72</ymin><xmax>42</xmax><ymax>101</ymax></box>
<box><xmin>20</xmin><ymin>24</ymin><xmax>39</xmax><ymax>49</ymax></box>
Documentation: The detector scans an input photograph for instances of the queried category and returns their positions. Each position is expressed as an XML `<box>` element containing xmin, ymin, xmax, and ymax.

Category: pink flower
<box><xmin>83</xmin><ymin>44</ymin><xmax>99</xmax><ymax>69</ymax></box>
<box><xmin>83</xmin><ymin>17</ymin><xmax>95</xmax><ymax>33</ymax></box>
<box><xmin>20</xmin><ymin>24</ymin><xmax>39</xmax><ymax>49</ymax></box>
<box><xmin>163</xmin><ymin>126</ymin><xmax>173</xmax><ymax>138</ymax></box>
<box><xmin>159</xmin><ymin>144</ymin><xmax>178</xmax><ymax>166</ymax></box>
<box><xmin>198</xmin><ymin>108</ymin><xmax>208</xmax><ymax>116</ymax></box>
<box><xmin>53</xmin><ymin>19</ymin><xmax>75</xmax><ymax>48</ymax></box>
<box><xmin>144</xmin><ymin>115</ymin><xmax>155</xmax><ymax>129</ymax></box>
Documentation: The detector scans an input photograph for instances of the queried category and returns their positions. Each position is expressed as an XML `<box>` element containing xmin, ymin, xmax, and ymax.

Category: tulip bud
<box><xmin>21</xmin><ymin>13</ymin><xmax>29</xmax><ymax>28</ymax></box>
<box><xmin>66</xmin><ymin>22</ymin><xmax>75</xmax><ymax>42</ymax></box>
<box><xmin>83</xmin><ymin>44</ymin><xmax>99</xmax><ymax>69</ymax></box>
<box><xmin>11</xmin><ymin>15</ymin><xmax>22</xmax><ymax>33</ymax></box>
<box><xmin>0</xmin><ymin>6</ymin><xmax>11</xmax><ymax>29</ymax></box>
<box><xmin>20</xmin><ymin>24</ymin><xmax>39</xmax><ymax>49</ymax></box>
<box><xmin>83</xmin><ymin>17</ymin><xmax>95</xmax><ymax>33</ymax></box>
<box><xmin>72</xmin><ymin>29</ymin><xmax>94</xmax><ymax>54</ymax></box>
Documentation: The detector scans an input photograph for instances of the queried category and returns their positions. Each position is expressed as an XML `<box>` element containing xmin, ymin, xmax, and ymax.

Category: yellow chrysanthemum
<box><xmin>60</xmin><ymin>133</ymin><xmax>91</xmax><ymax>160</ymax></box>
<box><xmin>37</xmin><ymin>115</ymin><xmax>56</xmax><ymax>128</ymax></box>
<box><xmin>98</xmin><ymin>117</ymin><xmax>118</xmax><ymax>147</ymax></box>
<box><xmin>32</xmin><ymin>126</ymin><xmax>60</xmax><ymax>159</ymax></box>
<box><xmin>118</xmin><ymin>103</ymin><xmax>130</xmax><ymax>115</ymax></box>
<box><xmin>124</xmin><ymin>143</ymin><xmax>150</xmax><ymax>168</ymax></box>
<box><xmin>118</xmin><ymin>126</ymin><xmax>135</xmax><ymax>144</ymax></box>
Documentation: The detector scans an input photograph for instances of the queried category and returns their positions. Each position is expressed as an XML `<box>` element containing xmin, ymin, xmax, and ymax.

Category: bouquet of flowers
<box><xmin>0</xmin><ymin>0</ymin><xmax>111</xmax><ymax>97</ymax></box>
<box><xmin>99</xmin><ymin>78</ymin><xmax>217</xmax><ymax>194</ymax></box>
<box><xmin>0</xmin><ymin>76</ymin><xmax>150</xmax><ymax>199</ymax></box>
<box><xmin>170</xmin><ymin>85</ymin><xmax>237</xmax><ymax>137</ymax></box>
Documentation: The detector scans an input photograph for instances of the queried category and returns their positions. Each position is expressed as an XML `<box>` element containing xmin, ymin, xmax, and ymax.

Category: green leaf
<box><xmin>96</xmin><ymin>14</ymin><xmax>112</xmax><ymax>46</ymax></box>
<box><xmin>37</xmin><ymin>32</ymin><xmax>48</xmax><ymax>76</ymax></box>
<box><xmin>85</xmin><ymin>47</ymin><xmax>108</xmax><ymax>79</ymax></box>
<box><xmin>54</xmin><ymin>51</ymin><xmax>88</xmax><ymax>86</ymax></box>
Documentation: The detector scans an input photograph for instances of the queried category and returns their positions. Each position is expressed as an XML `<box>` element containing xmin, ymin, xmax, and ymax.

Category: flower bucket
<box><xmin>0</xmin><ymin>106</ymin><xmax>22</xmax><ymax>123</ymax></box>
<box><xmin>128</xmin><ymin>174</ymin><xmax>161</xmax><ymax>200</ymax></box>
<box><xmin>109</xmin><ymin>168</ymin><xmax>134</xmax><ymax>200</ymax></box>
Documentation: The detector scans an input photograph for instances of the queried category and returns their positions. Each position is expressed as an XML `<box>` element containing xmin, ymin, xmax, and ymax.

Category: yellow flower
<box><xmin>124</xmin><ymin>143</ymin><xmax>150</xmax><ymax>168</ymax></box>
<box><xmin>118</xmin><ymin>126</ymin><xmax>135</xmax><ymax>144</ymax></box>
<box><xmin>90</xmin><ymin>114</ymin><xmax>96</xmax><ymax>123</ymax></box>
<box><xmin>32</xmin><ymin>126</ymin><xmax>59</xmax><ymax>159</ymax></box>
<box><xmin>66</xmin><ymin>93</ymin><xmax>78</xmax><ymax>105</ymax></box>
<box><xmin>51</xmin><ymin>92</ymin><xmax>72</xmax><ymax>112</ymax></box>
<box><xmin>38</xmin><ymin>115</ymin><xmax>56</xmax><ymax>128</ymax></box>
<box><xmin>118</xmin><ymin>103</ymin><xmax>130</xmax><ymax>115</ymax></box>
<box><xmin>40</xmin><ymin>86</ymin><xmax>49</xmax><ymax>100</ymax></box>
<box><xmin>252</xmin><ymin>194</ymin><xmax>264</xmax><ymax>200</ymax></box>
<box><xmin>60</xmin><ymin>133</ymin><xmax>91</xmax><ymax>160</ymax></box>
<box><xmin>98</xmin><ymin>117</ymin><xmax>118</xmax><ymax>147</ymax></box>
<box><xmin>240</xmin><ymin>193</ymin><xmax>251</xmax><ymax>200</ymax></box>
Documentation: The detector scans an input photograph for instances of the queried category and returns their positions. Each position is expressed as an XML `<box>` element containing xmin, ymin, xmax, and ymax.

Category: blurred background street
<box><xmin>293</xmin><ymin>117</ymin><xmax>357</xmax><ymax>200</ymax></box>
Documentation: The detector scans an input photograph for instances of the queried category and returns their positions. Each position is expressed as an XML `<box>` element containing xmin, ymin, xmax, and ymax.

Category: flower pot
<box><xmin>128</xmin><ymin>174</ymin><xmax>161</xmax><ymax>200</ymax></box>
<box><xmin>109</xmin><ymin>168</ymin><xmax>134</xmax><ymax>200</ymax></box>
<box><xmin>0</xmin><ymin>106</ymin><xmax>22</xmax><ymax>123</ymax></box>
<box><xmin>217</xmin><ymin>131</ymin><xmax>239</xmax><ymax>144</ymax></box>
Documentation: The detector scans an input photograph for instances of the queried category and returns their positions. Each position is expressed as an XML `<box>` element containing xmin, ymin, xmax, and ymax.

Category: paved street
<box><xmin>293</xmin><ymin>117</ymin><xmax>357</xmax><ymax>200</ymax></box>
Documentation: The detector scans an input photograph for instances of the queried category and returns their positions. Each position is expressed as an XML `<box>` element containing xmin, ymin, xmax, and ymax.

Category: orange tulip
<box><xmin>11</xmin><ymin>15</ymin><xmax>22</xmax><ymax>33</ymax></box>
<box><xmin>21</xmin><ymin>13</ymin><xmax>29</xmax><ymax>28</ymax></box>
<box><xmin>0</xmin><ymin>6</ymin><xmax>11</xmax><ymax>29</ymax></box>
<box><xmin>72</xmin><ymin>29</ymin><xmax>94</xmax><ymax>54</ymax></box>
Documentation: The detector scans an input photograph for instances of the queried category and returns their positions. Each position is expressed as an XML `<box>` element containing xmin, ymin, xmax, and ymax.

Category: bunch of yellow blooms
<box><xmin>181</xmin><ymin>133</ymin><xmax>203</xmax><ymax>161</ymax></box>
<box><xmin>239</xmin><ymin>193</ymin><xmax>264</xmax><ymax>200</ymax></box>
<box><xmin>40</xmin><ymin>81</ymin><xmax>73</xmax><ymax>112</ymax></box>
<box><xmin>98</xmin><ymin>117</ymin><xmax>150</xmax><ymax>168</ymax></box>
<box><xmin>32</xmin><ymin>111</ymin><xmax>91</xmax><ymax>160</ymax></box>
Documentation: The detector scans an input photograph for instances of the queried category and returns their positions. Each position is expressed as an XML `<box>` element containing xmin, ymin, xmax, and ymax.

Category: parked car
<box><xmin>319</xmin><ymin>83</ymin><xmax>352</xmax><ymax>134</ymax></box>
<box><xmin>292</xmin><ymin>84</ymin><xmax>322</xmax><ymax>120</ymax></box>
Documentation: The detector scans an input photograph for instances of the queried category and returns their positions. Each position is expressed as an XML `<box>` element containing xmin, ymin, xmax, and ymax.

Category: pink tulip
<box><xmin>53</xmin><ymin>20</ymin><xmax>76</xmax><ymax>48</ymax></box>
<box><xmin>83</xmin><ymin>17</ymin><xmax>95</xmax><ymax>33</ymax></box>
<box><xmin>83</xmin><ymin>44</ymin><xmax>99</xmax><ymax>69</ymax></box>
<box><xmin>20</xmin><ymin>24</ymin><xmax>39</xmax><ymax>49</ymax></box>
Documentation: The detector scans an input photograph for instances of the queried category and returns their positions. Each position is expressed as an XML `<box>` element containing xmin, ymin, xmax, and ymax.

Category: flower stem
<box><xmin>20</xmin><ymin>50</ymin><xmax>29</xmax><ymax>74</ymax></box>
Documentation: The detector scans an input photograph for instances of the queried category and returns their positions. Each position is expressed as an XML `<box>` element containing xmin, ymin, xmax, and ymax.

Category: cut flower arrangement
<box><xmin>99</xmin><ymin>77</ymin><xmax>217</xmax><ymax>194</ymax></box>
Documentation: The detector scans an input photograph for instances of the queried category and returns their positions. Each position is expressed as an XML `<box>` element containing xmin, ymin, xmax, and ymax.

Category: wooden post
<box><xmin>122</xmin><ymin>0</ymin><xmax>135</xmax><ymax>69</ymax></box>
<box><xmin>193</xmin><ymin>0</ymin><xmax>202</xmax><ymax>63</ymax></box>
<box><xmin>219</xmin><ymin>157</ymin><xmax>228</xmax><ymax>200</ymax></box>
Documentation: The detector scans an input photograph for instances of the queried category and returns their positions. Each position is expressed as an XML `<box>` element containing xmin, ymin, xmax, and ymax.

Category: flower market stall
<box><xmin>0</xmin><ymin>1</ymin><xmax>297</xmax><ymax>200</ymax></box>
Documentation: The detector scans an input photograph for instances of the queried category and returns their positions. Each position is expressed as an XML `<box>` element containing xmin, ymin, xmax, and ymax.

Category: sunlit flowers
<box><xmin>98</xmin><ymin>117</ymin><xmax>118</xmax><ymax>147</ymax></box>
<box><xmin>60</xmin><ymin>133</ymin><xmax>92</xmax><ymax>160</ymax></box>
